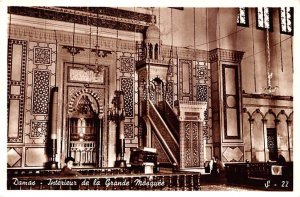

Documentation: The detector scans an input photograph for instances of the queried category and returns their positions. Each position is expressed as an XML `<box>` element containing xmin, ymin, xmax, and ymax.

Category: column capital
<box><xmin>262</xmin><ymin>119</ymin><xmax>268</xmax><ymax>124</ymax></box>
<box><xmin>287</xmin><ymin>119</ymin><xmax>293</xmax><ymax>126</ymax></box>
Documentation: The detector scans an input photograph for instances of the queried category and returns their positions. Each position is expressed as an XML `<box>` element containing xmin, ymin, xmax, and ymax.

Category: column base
<box><xmin>115</xmin><ymin>160</ymin><xmax>127</xmax><ymax>168</ymax></box>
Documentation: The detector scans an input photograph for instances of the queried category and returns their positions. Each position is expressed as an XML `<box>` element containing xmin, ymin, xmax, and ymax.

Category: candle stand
<box><xmin>109</xmin><ymin>90</ymin><xmax>127</xmax><ymax>168</ymax></box>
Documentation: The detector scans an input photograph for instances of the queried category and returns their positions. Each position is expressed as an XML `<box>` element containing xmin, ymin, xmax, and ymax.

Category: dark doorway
<box><xmin>267</xmin><ymin>128</ymin><xmax>278</xmax><ymax>161</ymax></box>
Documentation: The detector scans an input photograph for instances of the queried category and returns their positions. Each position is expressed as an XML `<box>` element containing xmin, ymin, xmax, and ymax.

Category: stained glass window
<box><xmin>237</xmin><ymin>7</ymin><xmax>249</xmax><ymax>26</ymax></box>
<box><xmin>280</xmin><ymin>7</ymin><xmax>293</xmax><ymax>35</ymax></box>
<box><xmin>257</xmin><ymin>7</ymin><xmax>272</xmax><ymax>30</ymax></box>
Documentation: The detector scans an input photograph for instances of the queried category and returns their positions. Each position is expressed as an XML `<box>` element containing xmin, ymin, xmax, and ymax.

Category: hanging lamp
<box><xmin>94</xmin><ymin>8</ymin><xmax>104</xmax><ymax>75</ymax></box>
<box><xmin>262</xmin><ymin>27</ymin><xmax>279</xmax><ymax>94</ymax></box>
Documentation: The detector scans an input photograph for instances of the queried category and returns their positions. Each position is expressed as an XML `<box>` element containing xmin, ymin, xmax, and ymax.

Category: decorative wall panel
<box><xmin>32</xmin><ymin>70</ymin><xmax>50</xmax><ymax>114</ymax></box>
<box><xmin>196</xmin><ymin>85</ymin><xmax>208</xmax><ymax>102</ymax></box>
<box><xmin>120</xmin><ymin>57</ymin><xmax>134</xmax><ymax>73</ymax></box>
<box><xmin>7</xmin><ymin>39</ymin><xmax>27</xmax><ymax>143</ymax></box>
<box><xmin>184</xmin><ymin>122</ymin><xmax>200</xmax><ymax>167</ymax></box>
<box><xmin>192</xmin><ymin>122</ymin><xmax>200</xmax><ymax>166</ymax></box>
<box><xmin>25</xmin><ymin>148</ymin><xmax>48</xmax><ymax>167</ymax></box>
<box><xmin>30</xmin><ymin>121</ymin><xmax>48</xmax><ymax>138</ymax></box>
<box><xmin>7</xmin><ymin>147</ymin><xmax>22</xmax><ymax>167</ymax></box>
<box><xmin>184</xmin><ymin>122</ymin><xmax>192</xmax><ymax>167</ymax></box>
<box><xmin>222</xmin><ymin>64</ymin><xmax>241</xmax><ymax>139</ymax></box>
<box><xmin>117</xmin><ymin>52</ymin><xmax>138</xmax><ymax>143</ymax></box>
<box><xmin>166</xmin><ymin>81</ymin><xmax>174</xmax><ymax>106</ymax></box>
<box><xmin>121</xmin><ymin>78</ymin><xmax>134</xmax><ymax>117</ymax></box>
<box><xmin>34</xmin><ymin>47</ymin><xmax>51</xmax><ymax>65</ymax></box>
<box><xmin>179</xmin><ymin>59</ymin><xmax>193</xmax><ymax>100</ymax></box>
<box><xmin>196</xmin><ymin>65</ymin><xmax>208</xmax><ymax>81</ymax></box>
<box><xmin>124</xmin><ymin>123</ymin><xmax>134</xmax><ymax>139</ymax></box>
<box><xmin>195</xmin><ymin>61</ymin><xmax>211</xmax><ymax>140</ymax></box>
<box><xmin>24</xmin><ymin>41</ymin><xmax>57</xmax><ymax>146</ymax></box>
<box><xmin>152</xmin><ymin>131</ymin><xmax>171</xmax><ymax>163</ymax></box>
<box><xmin>222</xmin><ymin>146</ymin><xmax>244</xmax><ymax>162</ymax></box>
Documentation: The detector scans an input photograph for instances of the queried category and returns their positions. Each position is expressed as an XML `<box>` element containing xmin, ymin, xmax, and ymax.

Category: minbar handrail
<box><xmin>148</xmin><ymin>100</ymin><xmax>179</xmax><ymax>166</ymax></box>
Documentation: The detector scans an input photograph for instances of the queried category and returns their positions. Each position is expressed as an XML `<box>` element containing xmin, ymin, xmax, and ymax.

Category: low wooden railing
<box><xmin>8</xmin><ymin>167</ymin><xmax>130</xmax><ymax>177</ymax></box>
<box><xmin>8</xmin><ymin>171</ymin><xmax>201</xmax><ymax>191</ymax></box>
<box><xmin>225</xmin><ymin>162</ymin><xmax>293</xmax><ymax>190</ymax></box>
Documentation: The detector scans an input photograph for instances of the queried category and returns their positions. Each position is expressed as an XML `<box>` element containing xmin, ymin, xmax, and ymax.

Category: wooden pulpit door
<box><xmin>68</xmin><ymin>95</ymin><xmax>101</xmax><ymax>167</ymax></box>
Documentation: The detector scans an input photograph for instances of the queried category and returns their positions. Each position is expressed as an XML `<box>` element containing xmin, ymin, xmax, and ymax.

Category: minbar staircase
<box><xmin>147</xmin><ymin>100</ymin><xmax>179</xmax><ymax>168</ymax></box>
<box><xmin>145</xmin><ymin>99</ymin><xmax>207</xmax><ymax>171</ymax></box>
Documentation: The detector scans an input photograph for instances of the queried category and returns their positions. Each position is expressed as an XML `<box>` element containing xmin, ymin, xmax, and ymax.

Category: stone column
<box><xmin>249</xmin><ymin>118</ymin><xmax>254</xmax><ymax>162</ymax></box>
<box><xmin>199</xmin><ymin>121</ymin><xmax>204</xmax><ymax>168</ymax></box>
<box><xmin>179</xmin><ymin>120</ymin><xmax>185</xmax><ymax>169</ymax></box>
<box><xmin>286</xmin><ymin>119</ymin><xmax>292</xmax><ymax>161</ymax></box>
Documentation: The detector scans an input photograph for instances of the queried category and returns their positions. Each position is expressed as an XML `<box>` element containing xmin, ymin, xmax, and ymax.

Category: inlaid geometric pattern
<box><xmin>202</xmin><ymin>125</ymin><xmax>209</xmax><ymax>138</ymax></box>
<box><xmin>192</xmin><ymin>122</ymin><xmax>200</xmax><ymax>166</ymax></box>
<box><xmin>152</xmin><ymin>131</ymin><xmax>171</xmax><ymax>163</ymax></box>
<box><xmin>184</xmin><ymin>122</ymin><xmax>191</xmax><ymax>167</ymax></box>
<box><xmin>124</xmin><ymin>123</ymin><xmax>134</xmax><ymax>139</ymax></box>
<box><xmin>68</xmin><ymin>88</ymin><xmax>104</xmax><ymax>115</ymax></box>
<box><xmin>32</xmin><ymin>70</ymin><xmax>50</xmax><ymax>114</ymax></box>
<box><xmin>196</xmin><ymin>85</ymin><xmax>208</xmax><ymax>102</ymax></box>
<box><xmin>166</xmin><ymin>81</ymin><xmax>174</xmax><ymax>106</ymax></box>
<box><xmin>223</xmin><ymin>147</ymin><xmax>243</xmax><ymax>162</ymax></box>
<box><xmin>120</xmin><ymin>57</ymin><xmax>134</xmax><ymax>73</ymax></box>
<box><xmin>7</xmin><ymin>148</ymin><xmax>22</xmax><ymax>167</ymax></box>
<box><xmin>31</xmin><ymin>121</ymin><xmax>48</xmax><ymax>138</ymax></box>
<box><xmin>149</xmin><ymin>84</ymin><xmax>155</xmax><ymax>103</ymax></box>
<box><xmin>121</xmin><ymin>78</ymin><xmax>134</xmax><ymax>117</ymax></box>
<box><xmin>179</xmin><ymin>59</ymin><xmax>193</xmax><ymax>98</ymax></box>
<box><xmin>7</xmin><ymin>39</ymin><xmax>27</xmax><ymax>143</ymax></box>
<box><xmin>196</xmin><ymin>66</ymin><xmax>208</xmax><ymax>80</ymax></box>
<box><xmin>204</xmin><ymin>109</ymin><xmax>208</xmax><ymax>121</ymax></box>
<box><xmin>33</xmin><ymin>47</ymin><xmax>51</xmax><ymax>65</ymax></box>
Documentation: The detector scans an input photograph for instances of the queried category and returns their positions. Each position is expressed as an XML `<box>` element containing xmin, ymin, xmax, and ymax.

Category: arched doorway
<box><xmin>150</xmin><ymin>77</ymin><xmax>164</xmax><ymax>105</ymax></box>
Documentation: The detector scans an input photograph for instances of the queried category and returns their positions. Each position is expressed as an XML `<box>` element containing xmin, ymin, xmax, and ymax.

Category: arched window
<box><xmin>149</xmin><ymin>43</ymin><xmax>153</xmax><ymax>59</ymax></box>
<box><xmin>154</xmin><ymin>43</ymin><xmax>159</xmax><ymax>60</ymax></box>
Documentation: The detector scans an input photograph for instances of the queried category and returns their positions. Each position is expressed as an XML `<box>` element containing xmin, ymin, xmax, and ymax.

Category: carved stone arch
<box><xmin>276</xmin><ymin>110</ymin><xmax>288</xmax><ymax>120</ymax></box>
<box><xmin>242</xmin><ymin>108</ymin><xmax>253</xmax><ymax>161</ymax></box>
<box><xmin>264</xmin><ymin>109</ymin><xmax>278</xmax><ymax>161</ymax></box>
<box><xmin>150</xmin><ymin>75</ymin><xmax>166</xmax><ymax>85</ymax></box>
<box><xmin>264</xmin><ymin>109</ymin><xmax>277</xmax><ymax>120</ymax></box>
<box><xmin>264</xmin><ymin>109</ymin><xmax>277</xmax><ymax>127</ymax></box>
<box><xmin>288</xmin><ymin>111</ymin><xmax>293</xmax><ymax>121</ymax></box>
<box><xmin>150</xmin><ymin>76</ymin><xmax>165</xmax><ymax>104</ymax></box>
<box><xmin>251</xmin><ymin>108</ymin><xmax>265</xmax><ymax>162</ymax></box>
<box><xmin>68</xmin><ymin>89</ymin><xmax>103</xmax><ymax>118</ymax></box>
<box><xmin>242</xmin><ymin>108</ymin><xmax>252</xmax><ymax>120</ymax></box>
<box><xmin>276</xmin><ymin>110</ymin><xmax>289</xmax><ymax>160</ymax></box>
<box><xmin>251</xmin><ymin>108</ymin><xmax>264</xmax><ymax>119</ymax></box>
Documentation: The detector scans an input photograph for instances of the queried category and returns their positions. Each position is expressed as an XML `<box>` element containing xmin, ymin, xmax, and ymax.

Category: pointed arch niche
<box><xmin>68</xmin><ymin>93</ymin><xmax>103</xmax><ymax>167</ymax></box>
<box><xmin>62</xmin><ymin>62</ymin><xmax>108</xmax><ymax>168</ymax></box>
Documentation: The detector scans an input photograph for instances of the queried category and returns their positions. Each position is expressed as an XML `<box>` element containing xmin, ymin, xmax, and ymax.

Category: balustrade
<box><xmin>70</xmin><ymin>141</ymin><xmax>97</xmax><ymax>166</ymax></box>
<box><xmin>225</xmin><ymin>162</ymin><xmax>293</xmax><ymax>190</ymax></box>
